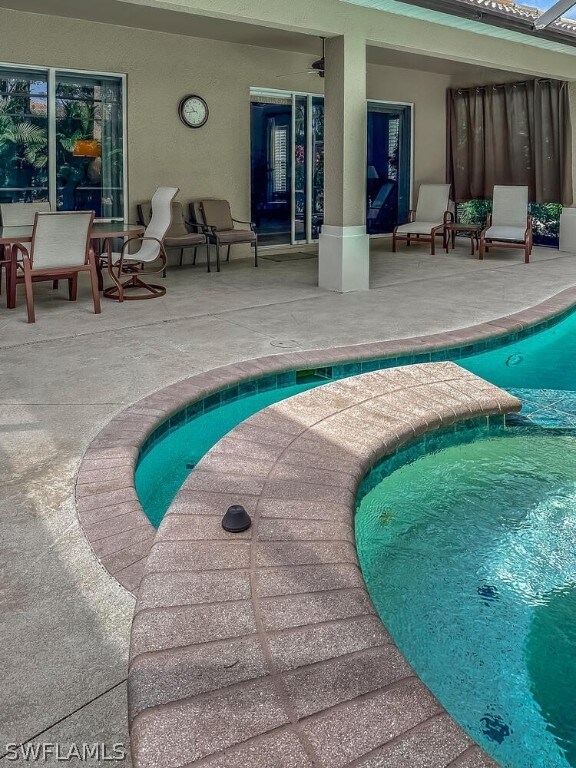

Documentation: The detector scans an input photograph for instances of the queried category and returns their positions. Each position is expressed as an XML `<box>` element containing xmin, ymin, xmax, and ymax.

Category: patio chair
<box><xmin>479</xmin><ymin>186</ymin><xmax>532</xmax><ymax>263</ymax></box>
<box><xmin>0</xmin><ymin>202</ymin><xmax>52</xmax><ymax>295</ymax></box>
<box><xmin>197</xmin><ymin>199</ymin><xmax>258</xmax><ymax>272</ymax></box>
<box><xmin>137</xmin><ymin>200</ymin><xmax>210</xmax><ymax>271</ymax></box>
<box><xmin>103</xmin><ymin>186</ymin><xmax>178</xmax><ymax>301</ymax></box>
<box><xmin>392</xmin><ymin>184</ymin><xmax>452</xmax><ymax>255</ymax></box>
<box><xmin>11</xmin><ymin>211</ymin><xmax>100</xmax><ymax>324</ymax></box>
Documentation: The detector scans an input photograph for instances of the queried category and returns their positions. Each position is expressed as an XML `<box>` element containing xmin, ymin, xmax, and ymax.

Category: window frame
<box><xmin>0</xmin><ymin>61</ymin><xmax>127</xmax><ymax>221</ymax></box>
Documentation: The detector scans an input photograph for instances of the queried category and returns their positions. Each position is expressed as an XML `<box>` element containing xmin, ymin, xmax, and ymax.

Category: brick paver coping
<box><xmin>128</xmin><ymin>362</ymin><xmax>520</xmax><ymax>768</ymax></box>
<box><xmin>74</xmin><ymin>286</ymin><xmax>576</xmax><ymax>595</ymax></box>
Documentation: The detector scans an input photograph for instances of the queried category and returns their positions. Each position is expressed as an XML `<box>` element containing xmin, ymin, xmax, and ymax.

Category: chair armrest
<box><xmin>186</xmin><ymin>220</ymin><xmax>209</xmax><ymax>234</ymax></box>
<box><xmin>12</xmin><ymin>242</ymin><xmax>30</xmax><ymax>262</ymax></box>
<box><xmin>486</xmin><ymin>213</ymin><xmax>492</xmax><ymax>226</ymax></box>
<box><xmin>119</xmin><ymin>235</ymin><xmax>163</xmax><ymax>254</ymax></box>
<box><xmin>106</xmin><ymin>235</ymin><xmax>159</xmax><ymax>266</ymax></box>
<box><xmin>443</xmin><ymin>211</ymin><xmax>454</xmax><ymax>225</ymax></box>
<box><xmin>232</xmin><ymin>219</ymin><xmax>256</xmax><ymax>232</ymax></box>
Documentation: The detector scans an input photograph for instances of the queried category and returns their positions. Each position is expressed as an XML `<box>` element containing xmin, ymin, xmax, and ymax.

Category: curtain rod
<box><xmin>454</xmin><ymin>77</ymin><xmax>562</xmax><ymax>92</ymax></box>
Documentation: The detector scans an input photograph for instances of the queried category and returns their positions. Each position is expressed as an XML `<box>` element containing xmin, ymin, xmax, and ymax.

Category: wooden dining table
<box><xmin>0</xmin><ymin>221</ymin><xmax>145</xmax><ymax>309</ymax></box>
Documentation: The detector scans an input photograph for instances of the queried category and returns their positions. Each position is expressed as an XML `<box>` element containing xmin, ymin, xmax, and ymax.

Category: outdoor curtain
<box><xmin>448</xmin><ymin>79</ymin><xmax>572</xmax><ymax>204</ymax></box>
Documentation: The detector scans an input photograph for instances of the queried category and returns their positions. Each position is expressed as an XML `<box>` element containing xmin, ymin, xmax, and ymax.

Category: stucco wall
<box><xmin>0</xmin><ymin>7</ymin><xmax>448</xmax><ymax>222</ymax></box>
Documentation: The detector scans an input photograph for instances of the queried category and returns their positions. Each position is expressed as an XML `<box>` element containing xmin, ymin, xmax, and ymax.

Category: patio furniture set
<box><xmin>392</xmin><ymin>183</ymin><xmax>533</xmax><ymax>262</ymax></box>
<box><xmin>0</xmin><ymin>183</ymin><xmax>532</xmax><ymax>324</ymax></box>
<box><xmin>0</xmin><ymin>187</ymin><xmax>259</xmax><ymax>323</ymax></box>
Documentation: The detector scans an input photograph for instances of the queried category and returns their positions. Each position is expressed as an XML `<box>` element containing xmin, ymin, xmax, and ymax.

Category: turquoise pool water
<box><xmin>135</xmin><ymin>307</ymin><xmax>576</xmax><ymax>527</ymax></box>
<box><xmin>134</xmin><ymin>307</ymin><xmax>576</xmax><ymax>767</ymax></box>
<box><xmin>135</xmin><ymin>379</ymin><xmax>321</xmax><ymax>527</ymax></box>
<box><xmin>460</xmin><ymin>313</ymin><xmax>576</xmax><ymax>391</ymax></box>
<box><xmin>355</xmin><ymin>428</ymin><xmax>576</xmax><ymax>768</ymax></box>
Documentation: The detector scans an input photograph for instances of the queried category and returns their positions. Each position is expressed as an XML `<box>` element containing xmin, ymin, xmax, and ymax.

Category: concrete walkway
<box><xmin>2</xmin><ymin>240</ymin><xmax>576</xmax><ymax>764</ymax></box>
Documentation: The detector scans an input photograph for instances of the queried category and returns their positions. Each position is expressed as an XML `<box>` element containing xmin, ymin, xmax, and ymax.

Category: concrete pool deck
<box><xmin>3</xmin><ymin>239</ymin><xmax>576</xmax><ymax>764</ymax></box>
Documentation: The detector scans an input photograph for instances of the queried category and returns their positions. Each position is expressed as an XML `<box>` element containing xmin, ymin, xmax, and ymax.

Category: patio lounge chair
<box><xmin>392</xmin><ymin>184</ymin><xmax>452</xmax><ymax>255</ymax></box>
<box><xmin>12</xmin><ymin>211</ymin><xmax>100</xmax><ymax>324</ymax></box>
<box><xmin>197</xmin><ymin>199</ymin><xmax>258</xmax><ymax>272</ymax></box>
<box><xmin>137</xmin><ymin>200</ymin><xmax>210</xmax><ymax>271</ymax></box>
<box><xmin>103</xmin><ymin>186</ymin><xmax>178</xmax><ymax>301</ymax></box>
<box><xmin>479</xmin><ymin>186</ymin><xmax>532</xmax><ymax>263</ymax></box>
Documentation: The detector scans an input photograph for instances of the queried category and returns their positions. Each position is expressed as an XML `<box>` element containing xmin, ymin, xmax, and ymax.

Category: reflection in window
<box><xmin>0</xmin><ymin>66</ymin><xmax>125</xmax><ymax>219</ymax></box>
<box><xmin>0</xmin><ymin>68</ymin><xmax>49</xmax><ymax>204</ymax></box>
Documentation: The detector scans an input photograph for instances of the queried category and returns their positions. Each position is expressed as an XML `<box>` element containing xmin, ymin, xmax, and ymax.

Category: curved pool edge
<box><xmin>74</xmin><ymin>284</ymin><xmax>576</xmax><ymax>594</ymax></box>
<box><xmin>128</xmin><ymin>362</ymin><xmax>519</xmax><ymax>768</ymax></box>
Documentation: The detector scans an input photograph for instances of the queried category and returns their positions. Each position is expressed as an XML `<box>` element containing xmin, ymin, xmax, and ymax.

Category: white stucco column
<box><xmin>319</xmin><ymin>34</ymin><xmax>369</xmax><ymax>292</ymax></box>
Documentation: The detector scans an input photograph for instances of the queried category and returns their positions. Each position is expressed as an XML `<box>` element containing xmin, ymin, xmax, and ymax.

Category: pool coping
<box><xmin>74</xmin><ymin>284</ymin><xmax>576</xmax><ymax>595</ymax></box>
<box><xmin>128</xmin><ymin>362</ymin><xmax>520</xmax><ymax>768</ymax></box>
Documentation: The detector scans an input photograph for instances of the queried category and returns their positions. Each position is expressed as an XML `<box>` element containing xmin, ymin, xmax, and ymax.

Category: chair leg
<box><xmin>179</xmin><ymin>248</ymin><xmax>184</xmax><ymax>267</ymax></box>
<box><xmin>23</xmin><ymin>260</ymin><xmax>35</xmax><ymax>324</ymax></box>
<box><xmin>226</xmin><ymin>245</ymin><xmax>231</xmax><ymax>262</ymax></box>
<box><xmin>216</xmin><ymin>245</ymin><xmax>221</xmax><ymax>272</ymax></box>
<box><xmin>206</xmin><ymin>243</ymin><xmax>211</xmax><ymax>273</ymax></box>
<box><xmin>254</xmin><ymin>240</ymin><xmax>258</xmax><ymax>268</ymax></box>
<box><xmin>525</xmin><ymin>242</ymin><xmax>530</xmax><ymax>264</ymax></box>
<box><xmin>430</xmin><ymin>231</ymin><xmax>436</xmax><ymax>256</ymax></box>
<box><xmin>479</xmin><ymin>237</ymin><xmax>485</xmax><ymax>260</ymax></box>
<box><xmin>52</xmin><ymin>280</ymin><xmax>58</xmax><ymax>290</ymax></box>
<box><xmin>88</xmin><ymin>256</ymin><xmax>101</xmax><ymax>315</ymax></box>
<box><xmin>68</xmin><ymin>275</ymin><xmax>78</xmax><ymax>301</ymax></box>
<box><xmin>193</xmin><ymin>247</ymin><xmax>197</xmax><ymax>266</ymax></box>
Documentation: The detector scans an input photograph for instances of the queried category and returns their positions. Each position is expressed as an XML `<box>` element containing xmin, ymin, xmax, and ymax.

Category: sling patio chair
<box><xmin>392</xmin><ymin>184</ymin><xmax>453</xmax><ymax>255</ymax></box>
<box><xmin>197</xmin><ymin>199</ymin><xmax>258</xmax><ymax>272</ymax></box>
<box><xmin>479</xmin><ymin>185</ymin><xmax>532</xmax><ymax>263</ymax></box>
<box><xmin>103</xmin><ymin>186</ymin><xmax>178</xmax><ymax>301</ymax></box>
<box><xmin>137</xmin><ymin>200</ymin><xmax>210</xmax><ymax>271</ymax></box>
<box><xmin>11</xmin><ymin>211</ymin><xmax>100</xmax><ymax>324</ymax></box>
<box><xmin>0</xmin><ymin>201</ymin><xmax>52</xmax><ymax>295</ymax></box>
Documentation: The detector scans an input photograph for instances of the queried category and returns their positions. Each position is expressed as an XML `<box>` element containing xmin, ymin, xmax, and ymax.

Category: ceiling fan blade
<box><xmin>275</xmin><ymin>70</ymin><xmax>317</xmax><ymax>78</ymax></box>
<box><xmin>533</xmin><ymin>0</ymin><xmax>576</xmax><ymax>29</ymax></box>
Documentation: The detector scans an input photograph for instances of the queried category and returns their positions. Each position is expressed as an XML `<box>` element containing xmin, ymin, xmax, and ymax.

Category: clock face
<box><xmin>179</xmin><ymin>95</ymin><xmax>208</xmax><ymax>128</ymax></box>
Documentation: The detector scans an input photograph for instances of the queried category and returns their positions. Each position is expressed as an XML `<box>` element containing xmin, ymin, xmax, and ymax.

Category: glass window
<box><xmin>0</xmin><ymin>68</ymin><xmax>49</xmax><ymax>204</ymax></box>
<box><xmin>55</xmin><ymin>72</ymin><xmax>124</xmax><ymax>218</ymax></box>
<box><xmin>0</xmin><ymin>65</ymin><xmax>125</xmax><ymax>219</ymax></box>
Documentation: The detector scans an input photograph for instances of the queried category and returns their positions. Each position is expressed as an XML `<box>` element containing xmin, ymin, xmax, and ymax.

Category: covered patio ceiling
<box><xmin>0</xmin><ymin>0</ymin><xmax>531</xmax><ymax>83</ymax></box>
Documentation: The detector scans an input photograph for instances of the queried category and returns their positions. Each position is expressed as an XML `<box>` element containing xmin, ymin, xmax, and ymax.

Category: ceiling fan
<box><xmin>276</xmin><ymin>37</ymin><xmax>326</xmax><ymax>79</ymax></box>
<box><xmin>532</xmin><ymin>0</ymin><xmax>576</xmax><ymax>29</ymax></box>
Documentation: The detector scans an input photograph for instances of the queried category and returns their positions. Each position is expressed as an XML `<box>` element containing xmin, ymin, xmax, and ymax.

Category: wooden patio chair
<box><xmin>103</xmin><ymin>186</ymin><xmax>178</xmax><ymax>301</ymax></box>
<box><xmin>197</xmin><ymin>199</ymin><xmax>258</xmax><ymax>272</ymax></box>
<box><xmin>12</xmin><ymin>211</ymin><xmax>100</xmax><ymax>324</ymax></box>
<box><xmin>392</xmin><ymin>184</ymin><xmax>452</xmax><ymax>255</ymax></box>
<box><xmin>479</xmin><ymin>186</ymin><xmax>532</xmax><ymax>263</ymax></box>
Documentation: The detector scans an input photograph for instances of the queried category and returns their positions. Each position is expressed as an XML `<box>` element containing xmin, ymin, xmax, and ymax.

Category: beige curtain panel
<box><xmin>448</xmin><ymin>79</ymin><xmax>572</xmax><ymax>205</ymax></box>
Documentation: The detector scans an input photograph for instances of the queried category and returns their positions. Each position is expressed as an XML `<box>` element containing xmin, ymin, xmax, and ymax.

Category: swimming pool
<box><xmin>135</xmin><ymin>305</ymin><xmax>576</xmax><ymax>526</ymax></box>
<box><xmin>355</xmin><ymin>424</ymin><xmax>576</xmax><ymax>768</ymax></box>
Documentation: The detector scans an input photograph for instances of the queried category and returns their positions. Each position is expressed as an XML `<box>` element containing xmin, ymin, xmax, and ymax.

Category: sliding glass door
<box><xmin>250</xmin><ymin>90</ymin><xmax>411</xmax><ymax>244</ymax></box>
<box><xmin>0</xmin><ymin>64</ymin><xmax>126</xmax><ymax>219</ymax></box>
<box><xmin>251</xmin><ymin>90</ymin><xmax>324</xmax><ymax>246</ymax></box>
<box><xmin>366</xmin><ymin>102</ymin><xmax>412</xmax><ymax>235</ymax></box>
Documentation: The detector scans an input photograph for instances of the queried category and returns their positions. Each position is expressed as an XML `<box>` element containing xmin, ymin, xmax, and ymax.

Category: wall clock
<box><xmin>178</xmin><ymin>95</ymin><xmax>209</xmax><ymax>128</ymax></box>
